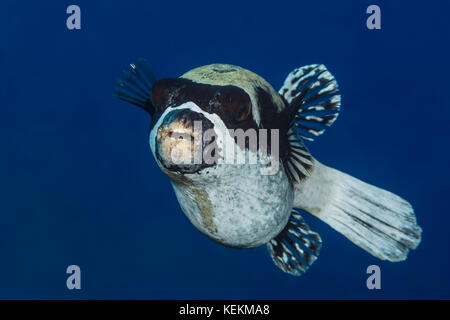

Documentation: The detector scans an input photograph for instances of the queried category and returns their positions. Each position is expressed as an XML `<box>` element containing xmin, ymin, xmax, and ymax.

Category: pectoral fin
<box><xmin>113</xmin><ymin>58</ymin><xmax>157</xmax><ymax>116</ymax></box>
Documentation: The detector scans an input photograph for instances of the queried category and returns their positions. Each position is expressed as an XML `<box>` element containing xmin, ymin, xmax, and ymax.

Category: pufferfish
<box><xmin>113</xmin><ymin>59</ymin><xmax>422</xmax><ymax>276</ymax></box>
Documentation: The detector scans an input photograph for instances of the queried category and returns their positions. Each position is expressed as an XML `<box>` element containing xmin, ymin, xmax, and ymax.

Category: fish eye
<box><xmin>235</xmin><ymin>102</ymin><xmax>252</xmax><ymax>122</ymax></box>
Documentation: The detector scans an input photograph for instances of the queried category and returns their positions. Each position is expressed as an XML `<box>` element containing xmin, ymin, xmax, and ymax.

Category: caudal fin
<box><xmin>295</xmin><ymin>162</ymin><xmax>422</xmax><ymax>262</ymax></box>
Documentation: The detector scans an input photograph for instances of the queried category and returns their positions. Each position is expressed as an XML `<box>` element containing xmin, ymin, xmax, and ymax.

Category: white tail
<box><xmin>294</xmin><ymin>161</ymin><xmax>422</xmax><ymax>261</ymax></box>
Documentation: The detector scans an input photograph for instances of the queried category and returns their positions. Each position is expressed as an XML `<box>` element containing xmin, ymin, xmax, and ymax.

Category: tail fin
<box><xmin>294</xmin><ymin>162</ymin><xmax>422</xmax><ymax>261</ymax></box>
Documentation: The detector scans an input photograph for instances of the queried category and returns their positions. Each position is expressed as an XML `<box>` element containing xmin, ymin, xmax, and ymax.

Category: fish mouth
<box><xmin>155</xmin><ymin>109</ymin><xmax>216</xmax><ymax>174</ymax></box>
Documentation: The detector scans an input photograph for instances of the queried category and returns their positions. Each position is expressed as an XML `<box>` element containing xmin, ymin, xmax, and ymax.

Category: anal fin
<box><xmin>267</xmin><ymin>210</ymin><xmax>322</xmax><ymax>276</ymax></box>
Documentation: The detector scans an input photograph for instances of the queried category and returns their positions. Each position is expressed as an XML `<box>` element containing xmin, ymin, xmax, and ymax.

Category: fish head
<box><xmin>149</xmin><ymin>64</ymin><xmax>287</xmax><ymax>180</ymax></box>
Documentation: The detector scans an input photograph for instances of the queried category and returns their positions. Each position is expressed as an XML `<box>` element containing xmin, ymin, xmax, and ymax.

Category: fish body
<box><xmin>113</xmin><ymin>60</ymin><xmax>422</xmax><ymax>275</ymax></box>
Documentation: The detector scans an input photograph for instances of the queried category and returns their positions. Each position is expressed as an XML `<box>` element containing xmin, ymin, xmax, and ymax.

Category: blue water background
<box><xmin>0</xmin><ymin>0</ymin><xmax>449</xmax><ymax>299</ymax></box>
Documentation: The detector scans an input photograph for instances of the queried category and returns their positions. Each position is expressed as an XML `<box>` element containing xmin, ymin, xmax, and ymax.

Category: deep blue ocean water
<box><xmin>0</xmin><ymin>1</ymin><xmax>449</xmax><ymax>299</ymax></box>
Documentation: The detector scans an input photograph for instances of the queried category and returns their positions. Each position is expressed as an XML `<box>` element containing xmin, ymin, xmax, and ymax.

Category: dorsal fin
<box><xmin>279</xmin><ymin>64</ymin><xmax>341</xmax><ymax>141</ymax></box>
<box><xmin>113</xmin><ymin>58</ymin><xmax>157</xmax><ymax>116</ymax></box>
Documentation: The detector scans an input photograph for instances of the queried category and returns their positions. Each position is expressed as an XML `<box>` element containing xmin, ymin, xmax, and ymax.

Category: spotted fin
<box><xmin>267</xmin><ymin>210</ymin><xmax>322</xmax><ymax>276</ymax></box>
<box><xmin>113</xmin><ymin>58</ymin><xmax>157</xmax><ymax>116</ymax></box>
<box><xmin>280</xmin><ymin>64</ymin><xmax>341</xmax><ymax>141</ymax></box>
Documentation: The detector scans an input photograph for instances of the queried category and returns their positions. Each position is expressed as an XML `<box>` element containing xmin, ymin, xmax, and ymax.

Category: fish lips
<box><xmin>155</xmin><ymin>109</ymin><xmax>216</xmax><ymax>174</ymax></box>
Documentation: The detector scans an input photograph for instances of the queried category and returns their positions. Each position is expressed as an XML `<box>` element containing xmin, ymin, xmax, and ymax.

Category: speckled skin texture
<box><xmin>171</xmin><ymin>160</ymin><xmax>293</xmax><ymax>248</ymax></box>
<box><xmin>150</xmin><ymin>102</ymin><xmax>293</xmax><ymax>248</ymax></box>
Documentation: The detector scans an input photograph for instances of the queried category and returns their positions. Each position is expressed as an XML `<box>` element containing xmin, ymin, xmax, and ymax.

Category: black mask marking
<box><xmin>151</xmin><ymin>78</ymin><xmax>258</xmax><ymax>131</ymax></box>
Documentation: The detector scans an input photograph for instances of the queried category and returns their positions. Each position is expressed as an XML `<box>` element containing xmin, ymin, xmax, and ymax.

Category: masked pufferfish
<box><xmin>113</xmin><ymin>59</ymin><xmax>422</xmax><ymax>276</ymax></box>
